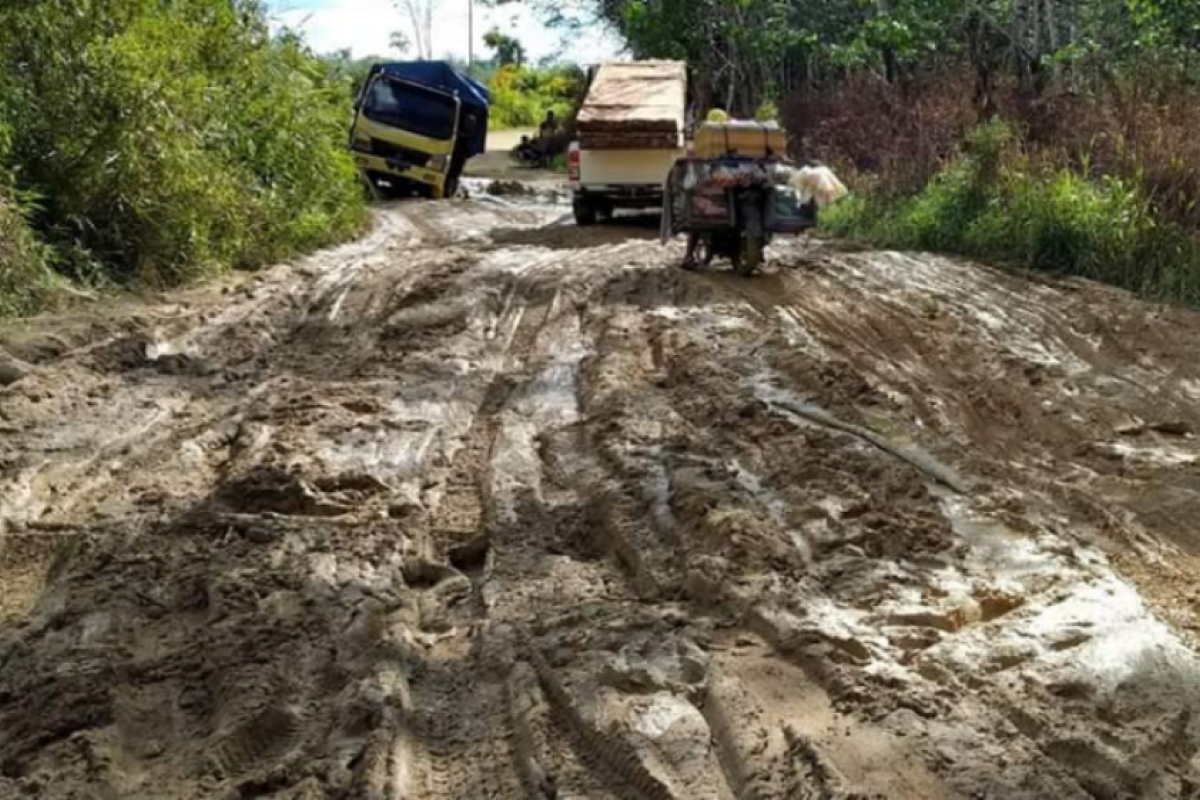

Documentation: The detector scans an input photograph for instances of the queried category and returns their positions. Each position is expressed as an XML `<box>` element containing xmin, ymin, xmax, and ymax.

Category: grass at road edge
<box><xmin>821</xmin><ymin>122</ymin><xmax>1200</xmax><ymax>306</ymax></box>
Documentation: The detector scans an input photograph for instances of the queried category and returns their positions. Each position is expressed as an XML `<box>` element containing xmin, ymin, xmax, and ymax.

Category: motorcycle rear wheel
<box><xmin>735</xmin><ymin>235</ymin><xmax>764</xmax><ymax>276</ymax></box>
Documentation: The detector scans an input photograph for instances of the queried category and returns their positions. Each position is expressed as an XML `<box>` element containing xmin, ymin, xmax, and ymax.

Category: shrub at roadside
<box><xmin>488</xmin><ymin>64</ymin><xmax>586</xmax><ymax>129</ymax></box>
<box><xmin>0</xmin><ymin>0</ymin><xmax>367</xmax><ymax>311</ymax></box>
<box><xmin>786</xmin><ymin>71</ymin><xmax>979</xmax><ymax>194</ymax></box>
<box><xmin>823</xmin><ymin>121</ymin><xmax>1200</xmax><ymax>304</ymax></box>
<box><xmin>0</xmin><ymin>189</ymin><xmax>58</xmax><ymax>318</ymax></box>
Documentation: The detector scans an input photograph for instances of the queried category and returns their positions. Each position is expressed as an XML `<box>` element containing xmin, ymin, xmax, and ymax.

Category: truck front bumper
<box><xmin>355</xmin><ymin>153</ymin><xmax>447</xmax><ymax>197</ymax></box>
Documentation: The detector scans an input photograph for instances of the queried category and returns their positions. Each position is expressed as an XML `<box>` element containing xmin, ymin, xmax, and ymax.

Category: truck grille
<box><xmin>369</xmin><ymin>139</ymin><xmax>431</xmax><ymax>168</ymax></box>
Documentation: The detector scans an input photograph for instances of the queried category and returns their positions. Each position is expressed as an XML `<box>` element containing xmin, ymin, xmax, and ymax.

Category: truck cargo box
<box><xmin>576</xmin><ymin>61</ymin><xmax>686</xmax><ymax>146</ymax></box>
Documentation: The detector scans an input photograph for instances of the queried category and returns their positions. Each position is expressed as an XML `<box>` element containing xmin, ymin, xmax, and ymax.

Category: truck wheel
<box><xmin>573</xmin><ymin>198</ymin><xmax>597</xmax><ymax>226</ymax></box>
<box><xmin>368</xmin><ymin>172</ymin><xmax>398</xmax><ymax>200</ymax></box>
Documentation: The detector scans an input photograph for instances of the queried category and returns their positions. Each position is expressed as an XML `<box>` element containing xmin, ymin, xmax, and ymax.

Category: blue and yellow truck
<box><xmin>350</xmin><ymin>61</ymin><xmax>489</xmax><ymax>199</ymax></box>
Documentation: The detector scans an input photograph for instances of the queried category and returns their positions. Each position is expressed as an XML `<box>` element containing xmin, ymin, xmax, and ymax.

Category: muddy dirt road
<box><xmin>4</xmin><ymin>187</ymin><xmax>1200</xmax><ymax>798</ymax></box>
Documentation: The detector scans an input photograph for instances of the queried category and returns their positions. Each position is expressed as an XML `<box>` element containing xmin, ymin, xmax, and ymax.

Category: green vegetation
<box><xmin>487</xmin><ymin>64</ymin><xmax>585</xmax><ymax>130</ymax></box>
<box><xmin>501</xmin><ymin>0</ymin><xmax>1200</xmax><ymax>303</ymax></box>
<box><xmin>824</xmin><ymin>122</ymin><xmax>1200</xmax><ymax>303</ymax></box>
<box><xmin>484</xmin><ymin>28</ymin><xmax>527</xmax><ymax>68</ymax></box>
<box><xmin>0</xmin><ymin>0</ymin><xmax>367</xmax><ymax>316</ymax></box>
<box><xmin>0</xmin><ymin>190</ymin><xmax>58</xmax><ymax>318</ymax></box>
<box><xmin>322</xmin><ymin>50</ymin><xmax>388</xmax><ymax>101</ymax></box>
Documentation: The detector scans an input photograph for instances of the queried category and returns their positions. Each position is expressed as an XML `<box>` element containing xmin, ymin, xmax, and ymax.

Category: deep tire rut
<box><xmin>8</xmin><ymin>206</ymin><xmax>1200</xmax><ymax>800</ymax></box>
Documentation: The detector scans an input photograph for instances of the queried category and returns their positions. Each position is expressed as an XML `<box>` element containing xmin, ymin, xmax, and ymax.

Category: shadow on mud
<box><xmin>488</xmin><ymin>213</ymin><xmax>661</xmax><ymax>252</ymax></box>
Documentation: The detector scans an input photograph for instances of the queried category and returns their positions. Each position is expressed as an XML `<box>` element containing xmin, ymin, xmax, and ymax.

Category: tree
<box><xmin>393</xmin><ymin>0</ymin><xmax>435</xmax><ymax>60</ymax></box>
<box><xmin>389</xmin><ymin>30</ymin><xmax>411</xmax><ymax>56</ymax></box>
<box><xmin>484</xmin><ymin>28</ymin><xmax>526</xmax><ymax>66</ymax></box>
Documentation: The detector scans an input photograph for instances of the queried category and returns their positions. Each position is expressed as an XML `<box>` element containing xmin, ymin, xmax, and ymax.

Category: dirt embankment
<box><xmin>3</xmin><ymin>190</ymin><xmax>1200</xmax><ymax>799</ymax></box>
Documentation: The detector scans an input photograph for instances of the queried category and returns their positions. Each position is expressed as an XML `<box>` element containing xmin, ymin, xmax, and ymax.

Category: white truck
<box><xmin>567</xmin><ymin>61</ymin><xmax>687</xmax><ymax>225</ymax></box>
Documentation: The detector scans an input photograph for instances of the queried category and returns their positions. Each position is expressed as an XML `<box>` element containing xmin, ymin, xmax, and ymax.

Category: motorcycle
<box><xmin>663</xmin><ymin>158</ymin><xmax>815</xmax><ymax>276</ymax></box>
<box><xmin>682</xmin><ymin>185</ymin><xmax>770</xmax><ymax>275</ymax></box>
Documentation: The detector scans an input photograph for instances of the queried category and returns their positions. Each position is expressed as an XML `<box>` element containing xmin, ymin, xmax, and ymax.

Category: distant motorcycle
<box><xmin>513</xmin><ymin>137</ymin><xmax>547</xmax><ymax>169</ymax></box>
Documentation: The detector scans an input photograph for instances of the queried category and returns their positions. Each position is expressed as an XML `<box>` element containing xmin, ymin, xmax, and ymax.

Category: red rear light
<box><xmin>568</xmin><ymin>143</ymin><xmax>581</xmax><ymax>183</ymax></box>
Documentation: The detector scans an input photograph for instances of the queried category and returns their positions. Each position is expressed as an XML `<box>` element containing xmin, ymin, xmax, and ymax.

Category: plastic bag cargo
<box><xmin>791</xmin><ymin>166</ymin><xmax>849</xmax><ymax>207</ymax></box>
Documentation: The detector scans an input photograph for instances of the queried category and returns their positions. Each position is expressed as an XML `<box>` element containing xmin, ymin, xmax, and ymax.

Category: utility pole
<box><xmin>468</xmin><ymin>0</ymin><xmax>474</xmax><ymax>68</ymax></box>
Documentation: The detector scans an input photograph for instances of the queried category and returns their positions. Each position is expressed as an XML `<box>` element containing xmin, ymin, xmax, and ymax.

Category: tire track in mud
<box><xmin>17</xmin><ymin>206</ymin><xmax>1200</xmax><ymax>798</ymax></box>
<box><xmin>393</xmin><ymin>253</ymin><xmax>578</xmax><ymax>799</ymax></box>
<box><xmin>692</xmin><ymin>264</ymin><xmax>971</xmax><ymax>490</ymax></box>
<box><xmin>560</xmin><ymin>263</ymin><xmax>971</xmax><ymax>799</ymax></box>
<box><xmin>0</xmin><ymin>212</ymin><xmax>482</xmax><ymax>796</ymax></box>
<box><xmin>660</xmin><ymin>253</ymin><xmax>1200</xmax><ymax>797</ymax></box>
<box><xmin>401</xmin><ymin>247</ymin><xmax>692</xmax><ymax>799</ymax></box>
<box><xmin>0</xmin><ymin>212</ymin><xmax>425</xmax><ymax>533</ymax></box>
<box><xmin>430</xmin><ymin>275</ymin><xmax>556</xmax><ymax>558</ymax></box>
<box><xmin>399</xmin><ymin>242</ymin><xmax>713</xmax><ymax>799</ymax></box>
<box><xmin>0</xmin><ymin>380</ymin><xmax>280</xmax><ymax>627</ymax></box>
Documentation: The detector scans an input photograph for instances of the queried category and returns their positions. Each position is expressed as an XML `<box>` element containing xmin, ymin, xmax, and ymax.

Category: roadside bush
<box><xmin>823</xmin><ymin>120</ymin><xmax>1200</xmax><ymax>304</ymax></box>
<box><xmin>489</xmin><ymin>64</ymin><xmax>586</xmax><ymax>129</ymax></box>
<box><xmin>0</xmin><ymin>0</ymin><xmax>367</xmax><ymax>311</ymax></box>
<box><xmin>785</xmin><ymin>70</ymin><xmax>979</xmax><ymax>193</ymax></box>
<box><xmin>801</xmin><ymin>66</ymin><xmax>1200</xmax><ymax>305</ymax></box>
<box><xmin>0</xmin><ymin>190</ymin><xmax>58</xmax><ymax>318</ymax></box>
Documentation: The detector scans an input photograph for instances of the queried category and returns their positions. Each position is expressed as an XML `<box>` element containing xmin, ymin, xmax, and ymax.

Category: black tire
<box><xmin>596</xmin><ymin>200</ymin><xmax>615</xmax><ymax>224</ymax></box>
<box><xmin>377</xmin><ymin>181</ymin><xmax>405</xmax><ymax>200</ymax></box>
<box><xmin>573</xmin><ymin>197</ymin><xmax>597</xmax><ymax>226</ymax></box>
<box><xmin>735</xmin><ymin>236</ymin><xmax>764</xmax><ymax>276</ymax></box>
<box><xmin>367</xmin><ymin>172</ymin><xmax>396</xmax><ymax>200</ymax></box>
<box><xmin>681</xmin><ymin>232</ymin><xmax>710</xmax><ymax>270</ymax></box>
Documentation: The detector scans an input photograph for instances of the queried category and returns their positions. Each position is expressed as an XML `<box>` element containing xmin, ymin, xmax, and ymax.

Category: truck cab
<box><xmin>350</xmin><ymin>62</ymin><xmax>488</xmax><ymax>200</ymax></box>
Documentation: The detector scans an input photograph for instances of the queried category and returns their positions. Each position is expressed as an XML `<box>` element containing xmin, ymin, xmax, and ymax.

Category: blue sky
<box><xmin>267</xmin><ymin>0</ymin><xmax>623</xmax><ymax>63</ymax></box>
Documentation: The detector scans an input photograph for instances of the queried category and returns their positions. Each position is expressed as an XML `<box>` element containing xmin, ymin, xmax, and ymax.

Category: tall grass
<box><xmin>822</xmin><ymin>121</ymin><xmax>1200</xmax><ymax>304</ymax></box>
<box><xmin>0</xmin><ymin>0</ymin><xmax>368</xmax><ymax>315</ymax></box>
<box><xmin>791</xmin><ymin>69</ymin><xmax>1200</xmax><ymax>305</ymax></box>
<box><xmin>0</xmin><ymin>190</ymin><xmax>59</xmax><ymax>318</ymax></box>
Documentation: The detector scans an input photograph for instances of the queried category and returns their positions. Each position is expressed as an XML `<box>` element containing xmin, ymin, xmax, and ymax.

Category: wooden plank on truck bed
<box><xmin>579</xmin><ymin>131</ymin><xmax>682</xmax><ymax>150</ymax></box>
<box><xmin>576</xmin><ymin>61</ymin><xmax>686</xmax><ymax>135</ymax></box>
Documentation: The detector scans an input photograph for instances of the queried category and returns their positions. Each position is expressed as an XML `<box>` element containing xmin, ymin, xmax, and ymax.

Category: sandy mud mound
<box><xmin>4</xmin><ymin>198</ymin><xmax>1200</xmax><ymax>798</ymax></box>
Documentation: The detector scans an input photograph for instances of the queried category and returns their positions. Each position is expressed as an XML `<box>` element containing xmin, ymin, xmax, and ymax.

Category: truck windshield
<box><xmin>362</xmin><ymin>77</ymin><xmax>457</xmax><ymax>141</ymax></box>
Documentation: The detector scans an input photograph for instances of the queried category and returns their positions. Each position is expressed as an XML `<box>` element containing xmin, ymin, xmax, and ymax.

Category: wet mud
<box><xmin>4</xmin><ymin>191</ymin><xmax>1200</xmax><ymax>798</ymax></box>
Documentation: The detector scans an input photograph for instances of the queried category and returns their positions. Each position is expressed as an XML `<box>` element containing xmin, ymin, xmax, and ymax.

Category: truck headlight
<box><xmin>352</xmin><ymin>134</ymin><xmax>372</xmax><ymax>153</ymax></box>
<box><xmin>428</xmin><ymin>154</ymin><xmax>448</xmax><ymax>172</ymax></box>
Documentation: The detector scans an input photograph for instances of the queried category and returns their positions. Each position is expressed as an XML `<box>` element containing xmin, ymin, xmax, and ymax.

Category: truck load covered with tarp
<box><xmin>568</xmin><ymin>60</ymin><xmax>687</xmax><ymax>225</ymax></box>
<box><xmin>350</xmin><ymin>61</ymin><xmax>489</xmax><ymax>199</ymax></box>
<box><xmin>575</xmin><ymin>61</ymin><xmax>686</xmax><ymax>150</ymax></box>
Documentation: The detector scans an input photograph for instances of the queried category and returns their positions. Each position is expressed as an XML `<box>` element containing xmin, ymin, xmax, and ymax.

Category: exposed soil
<box><xmin>4</xmin><ymin>188</ymin><xmax>1200</xmax><ymax>798</ymax></box>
